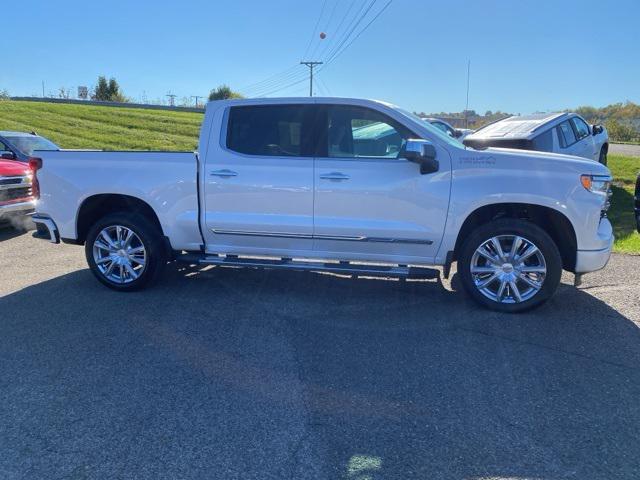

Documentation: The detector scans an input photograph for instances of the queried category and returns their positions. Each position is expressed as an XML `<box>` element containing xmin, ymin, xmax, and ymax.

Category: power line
<box><xmin>323</xmin><ymin>0</ymin><xmax>375</xmax><ymax>63</ymax></box>
<box><xmin>324</xmin><ymin>0</ymin><xmax>392</xmax><ymax>67</ymax></box>
<box><xmin>310</xmin><ymin>0</ymin><xmax>340</xmax><ymax>60</ymax></box>
<box><xmin>244</xmin><ymin>67</ymin><xmax>309</xmax><ymax>97</ymax></box>
<box><xmin>302</xmin><ymin>0</ymin><xmax>329</xmax><ymax>60</ymax></box>
<box><xmin>239</xmin><ymin>65</ymin><xmax>299</xmax><ymax>93</ymax></box>
<box><xmin>316</xmin><ymin>0</ymin><xmax>358</xmax><ymax>60</ymax></box>
<box><xmin>256</xmin><ymin>75</ymin><xmax>310</xmax><ymax>98</ymax></box>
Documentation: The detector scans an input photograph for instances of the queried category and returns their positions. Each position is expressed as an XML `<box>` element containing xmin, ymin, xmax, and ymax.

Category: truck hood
<box><xmin>480</xmin><ymin>146</ymin><xmax>610</xmax><ymax>175</ymax></box>
<box><xmin>0</xmin><ymin>159</ymin><xmax>30</xmax><ymax>177</ymax></box>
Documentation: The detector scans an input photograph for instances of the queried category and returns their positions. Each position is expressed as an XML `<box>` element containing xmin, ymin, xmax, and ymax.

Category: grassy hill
<box><xmin>1</xmin><ymin>99</ymin><xmax>637</xmax><ymax>253</ymax></box>
<box><xmin>0</xmin><ymin>100</ymin><xmax>203</xmax><ymax>151</ymax></box>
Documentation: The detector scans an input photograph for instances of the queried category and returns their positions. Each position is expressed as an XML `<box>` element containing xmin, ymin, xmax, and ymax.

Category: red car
<box><xmin>0</xmin><ymin>158</ymin><xmax>35</xmax><ymax>227</ymax></box>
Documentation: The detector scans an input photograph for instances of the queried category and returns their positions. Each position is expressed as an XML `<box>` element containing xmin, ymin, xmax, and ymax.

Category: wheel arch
<box><xmin>453</xmin><ymin>202</ymin><xmax>577</xmax><ymax>272</ymax></box>
<box><xmin>75</xmin><ymin>194</ymin><xmax>164</xmax><ymax>245</ymax></box>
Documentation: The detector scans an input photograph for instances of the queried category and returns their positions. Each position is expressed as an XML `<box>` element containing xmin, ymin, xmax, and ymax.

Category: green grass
<box><xmin>0</xmin><ymin>100</ymin><xmax>638</xmax><ymax>252</ymax></box>
<box><xmin>607</xmin><ymin>154</ymin><xmax>640</xmax><ymax>253</ymax></box>
<box><xmin>0</xmin><ymin>100</ymin><xmax>203</xmax><ymax>151</ymax></box>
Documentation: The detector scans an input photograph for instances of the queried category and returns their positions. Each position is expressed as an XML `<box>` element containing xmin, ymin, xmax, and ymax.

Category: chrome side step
<box><xmin>177</xmin><ymin>253</ymin><xmax>439</xmax><ymax>279</ymax></box>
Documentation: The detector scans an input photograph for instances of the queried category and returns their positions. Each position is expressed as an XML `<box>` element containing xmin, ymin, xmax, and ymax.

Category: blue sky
<box><xmin>4</xmin><ymin>0</ymin><xmax>639</xmax><ymax>114</ymax></box>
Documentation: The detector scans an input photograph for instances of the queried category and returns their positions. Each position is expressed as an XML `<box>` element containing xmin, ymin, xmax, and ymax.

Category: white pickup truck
<box><xmin>31</xmin><ymin>98</ymin><xmax>614</xmax><ymax>312</ymax></box>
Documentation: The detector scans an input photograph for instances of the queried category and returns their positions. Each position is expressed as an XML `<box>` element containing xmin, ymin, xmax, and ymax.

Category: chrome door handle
<box><xmin>210</xmin><ymin>169</ymin><xmax>238</xmax><ymax>177</ymax></box>
<box><xmin>320</xmin><ymin>172</ymin><xmax>350</xmax><ymax>181</ymax></box>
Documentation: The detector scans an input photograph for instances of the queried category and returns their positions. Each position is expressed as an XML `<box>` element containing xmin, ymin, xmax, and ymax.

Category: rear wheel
<box><xmin>458</xmin><ymin>219</ymin><xmax>562</xmax><ymax>312</ymax></box>
<box><xmin>85</xmin><ymin>212</ymin><xmax>166</xmax><ymax>291</ymax></box>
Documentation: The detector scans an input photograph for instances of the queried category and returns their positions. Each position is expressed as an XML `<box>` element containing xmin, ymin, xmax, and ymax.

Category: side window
<box><xmin>326</xmin><ymin>106</ymin><xmax>415</xmax><ymax>159</ymax></box>
<box><xmin>226</xmin><ymin>105</ymin><xmax>311</xmax><ymax>157</ymax></box>
<box><xmin>557</xmin><ymin>121</ymin><xmax>577</xmax><ymax>148</ymax></box>
<box><xmin>571</xmin><ymin>117</ymin><xmax>590</xmax><ymax>140</ymax></box>
<box><xmin>532</xmin><ymin>130</ymin><xmax>553</xmax><ymax>152</ymax></box>
<box><xmin>433</xmin><ymin>121</ymin><xmax>454</xmax><ymax>137</ymax></box>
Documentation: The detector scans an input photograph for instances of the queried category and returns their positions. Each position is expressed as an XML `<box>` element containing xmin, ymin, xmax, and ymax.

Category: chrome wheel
<box><xmin>92</xmin><ymin>225</ymin><xmax>147</xmax><ymax>284</ymax></box>
<box><xmin>470</xmin><ymin>235</ymin><xmax>546</xmax><ymax>304</ymax></box>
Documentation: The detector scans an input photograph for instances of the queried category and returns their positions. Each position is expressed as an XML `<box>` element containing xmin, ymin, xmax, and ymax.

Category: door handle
<box><xmin>210</xmin><ymin>169</ymin><xmax>238</xmax><ymax>177</ymax></box>
<box><xmin>320</xmin><ymin>172</ymin><xmax>350</xmax><ymax>181</ymax></box>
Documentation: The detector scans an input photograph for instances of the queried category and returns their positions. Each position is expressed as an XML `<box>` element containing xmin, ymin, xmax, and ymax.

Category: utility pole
<box><xmin>166</xmin><ymin>93</ymin><xmax>177</xmax><ymax>107</ymax></box>
<box><xmin>190</xmin><ymin>95</ymin><xmax>203</xmax><ymax>108</ymax></box>
<box><xmin>300</xmin><ymin>61</ymin><xmax>323</xmax><ymax>97</ymax></box>
<box><xmin>464</xmin><ymin>60</ymin><xmax>471</xmax><ymax>128</ymax></box>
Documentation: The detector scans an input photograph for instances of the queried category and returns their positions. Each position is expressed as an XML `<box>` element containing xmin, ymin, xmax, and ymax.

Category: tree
<box><xmin>208</xmin><ymin>84</ymin><xmax>243</xmax><ymax>101</ymax></box>
<box><xmin>93</xmin><ymin>76</ymin><xmax>128</xmax><ymax>102</ymax></box>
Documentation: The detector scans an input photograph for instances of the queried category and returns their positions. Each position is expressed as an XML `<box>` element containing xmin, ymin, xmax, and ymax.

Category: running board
<box><xmin>177</xmin><ymin>253</ymin><xmax>439</xmax><ymax>279</ymax></box>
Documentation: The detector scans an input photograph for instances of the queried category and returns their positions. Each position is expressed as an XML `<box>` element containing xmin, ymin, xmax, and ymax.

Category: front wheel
<box><xmin>85</xmin><ymin>212</ymin><xmax>166</xmax><ymax>291</ymax></box>
<box><xmin>458</xmin><ymin>219</ymin><xmax>562</xmax><ymax>313</ymax></box>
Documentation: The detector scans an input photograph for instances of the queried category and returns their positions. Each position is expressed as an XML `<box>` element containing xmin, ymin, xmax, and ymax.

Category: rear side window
<box><xmin>557</xmin><ymin>121</ymin><xmax>577</xmax><ymax>148</ymax></box>
<box><xmin>571</xmin><ymin>117</ymin><xmax>590</xmax><ymax>140</ymax></box>
<box><xmin>226</xmin><ymin>105</ymin><xmax>313</xmax><ymax>157</ymax></box>
<box><xmin>532</xmin><ymin>130</ymin><xmax>553</xmax><ymax>152</ymax></box>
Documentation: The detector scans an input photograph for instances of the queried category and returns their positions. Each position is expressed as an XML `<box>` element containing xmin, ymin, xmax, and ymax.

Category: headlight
<box><xmin>580</xmin><ymin>174</ymin><xmax>611</xmax><ymax>195</ymax></box>
<box><xmin>581</xmin><ymin>174</ymin><xmax>613</xmax><ymax>216</ymax></box>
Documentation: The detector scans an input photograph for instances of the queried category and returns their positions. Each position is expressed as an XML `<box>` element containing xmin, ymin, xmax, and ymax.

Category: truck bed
<box><xmin>35</xmin><ymin>150</ymin><xmax>203</xmax><ymax>251</ymax></box>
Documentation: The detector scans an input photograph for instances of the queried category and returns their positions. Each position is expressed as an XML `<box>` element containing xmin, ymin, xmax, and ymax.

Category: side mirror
<box><xmin>401</xmin><ymin>139</ymin><xmax>439</xmax><ymax>174</ymax></box>
<box><xmin>453</xmin><ymin>129</ymin><xmax>463</xmax><ymax>138</ymax></box>
<box><xmin>592</xmin><ymin>124</ymin><xmax>603</xmax><ymax>135</ymax></box>
<box><xmin>0</xmin><ymin>152</ymin><xmax>15</xmax><ymax>160</ymax></box>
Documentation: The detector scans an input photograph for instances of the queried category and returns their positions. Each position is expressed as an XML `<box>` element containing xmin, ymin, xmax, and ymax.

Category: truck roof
<box><xmin>466</xmin><ymin>112</ymin><xmax>569</xmax><ymax>140</ymax></box>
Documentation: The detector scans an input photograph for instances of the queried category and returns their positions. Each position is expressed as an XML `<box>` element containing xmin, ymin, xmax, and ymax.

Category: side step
<box><xmin>177</xmin><ymin>253</ymin><xmax>439</xmax><ymax>279</ymax></box>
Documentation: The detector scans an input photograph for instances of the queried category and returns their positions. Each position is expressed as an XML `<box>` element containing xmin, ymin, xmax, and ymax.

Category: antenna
<box><xmin>465</xmin><ymin>60</ymin><xmax>471</xmax><ymax>128</ymax></box>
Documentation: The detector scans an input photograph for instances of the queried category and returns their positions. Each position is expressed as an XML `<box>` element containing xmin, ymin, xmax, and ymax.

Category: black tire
<box><xmin>599</xmin><ymin>146</ymin><xmax>608</xmax><ymax>166</ymax></box>
<box><xmin>458</xmin><ymin>219</ymin><xmax>562</xmax><ymax>313</ymax></box>
<box><xmin>85</xmin><ymin>212</ymin><xmax>166</xmax><ymax>291</ymax></box>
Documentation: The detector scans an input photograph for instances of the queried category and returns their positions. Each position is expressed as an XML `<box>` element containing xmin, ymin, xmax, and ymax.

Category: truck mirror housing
<box><xmin>402</xmin><ymin>139</ymin><xmax>439</xmax><ymax>174</ymax></box>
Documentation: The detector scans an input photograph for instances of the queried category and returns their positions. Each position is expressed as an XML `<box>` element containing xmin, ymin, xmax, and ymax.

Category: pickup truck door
<box><xmin>202</xmin><ymin>104</ymin><xmax>315</xmax><ymax>255</ymax></box>
<box><xmin>312</xmin><ymin>105</ymin><xmax>450</xmax><ymax>262</ymax></box>
<box><xmin>570</xmin><ymin>116</ymin><xmax>597</xmax><ymax>161</ymax></box>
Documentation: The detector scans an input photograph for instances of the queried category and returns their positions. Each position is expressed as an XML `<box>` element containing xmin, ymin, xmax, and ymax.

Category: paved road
<box><xmin>1</xmin><ymin>227</ymin><xmax>640</xmax><ymax>479</ymax></box>
<box><xmin>610</xmin><ymin>143</ymin><xmax>640</xmax><ymax>157</ymax></box>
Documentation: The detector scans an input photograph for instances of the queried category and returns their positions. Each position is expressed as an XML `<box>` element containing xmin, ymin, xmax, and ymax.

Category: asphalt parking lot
<box><xmin>1</xmin><ymin>227</ymin><xmax>640</xmax><ymax>480</ymax></box>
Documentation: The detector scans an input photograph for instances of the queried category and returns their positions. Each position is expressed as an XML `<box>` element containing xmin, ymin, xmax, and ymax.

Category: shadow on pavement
<box><xmin>1</xmin><ymin>263</ymin><xmax>639</xmax><ymax>479</ymax></box>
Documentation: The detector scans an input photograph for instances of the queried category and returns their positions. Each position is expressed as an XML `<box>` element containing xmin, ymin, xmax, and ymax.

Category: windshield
<box><xmin>4</xmin><ymin>136</ymin><xmax>59</xmax><ymax>155</ymax></box>
<box><xmin>395</xmin><ymin>108</ymin><xmax>465</xmax><ymax>149</ymax></box>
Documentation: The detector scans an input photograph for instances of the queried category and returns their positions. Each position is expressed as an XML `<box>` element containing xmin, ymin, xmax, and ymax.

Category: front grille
<box><xmin>0</xmin><ymin>177</ymin><xmax>24</xmax><ymax>186</ymax></box>
<box><xmin>0</xmin><ymin>186</ymin><xmax>32</xmax><ymax>203</ymax></box>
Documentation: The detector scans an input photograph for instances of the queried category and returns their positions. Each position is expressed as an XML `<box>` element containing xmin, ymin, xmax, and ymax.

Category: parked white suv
<box><xmin>463</xmin><ymin>112</ymin><xmax>609</xmax><ymax>165</ymax></box>
<box><xmin>31</xmin><ymin>98</ymin><xmax>613</xmax><ymax>312</ymax></box>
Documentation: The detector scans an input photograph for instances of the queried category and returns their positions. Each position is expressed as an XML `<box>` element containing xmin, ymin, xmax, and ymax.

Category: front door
<box><xmin>202</xmin><ymin>103</ymin><xmax>315</xmax><ymax>256</ymax></box>
<box><xmin>313</xmin><ymin>104</ymin><xmax>451</xmax><ymax>263</ymax></box>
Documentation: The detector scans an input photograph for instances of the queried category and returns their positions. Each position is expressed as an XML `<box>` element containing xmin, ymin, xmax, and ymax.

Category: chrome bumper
<box><xmin>0</xmin><ymin>200</ymin><xmax>36</xmax><ymax>216</ymax></box>
<box><xmin>575</xmin><ymin>219</ymin><xmax>614</xmax><ymax>273</ymax></box>
<box><xmin>32</xmin><ymin>215</ymin><xmax>60</xmax><ymax>244</ymax></box>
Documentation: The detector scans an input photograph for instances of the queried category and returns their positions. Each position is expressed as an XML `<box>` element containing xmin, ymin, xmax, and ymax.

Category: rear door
<box><xmin>312</xmin><ymin>104</ymin><xmax>450</xmax><ymax>262</ymax></box>
<box><xmin>202</xmin><ymin>103</ymin><xmax>316</xmax><ymax>256</ymax></box>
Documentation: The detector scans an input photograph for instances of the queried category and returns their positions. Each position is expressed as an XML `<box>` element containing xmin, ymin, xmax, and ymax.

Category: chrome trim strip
<box><xmin>31</xmin><ymin>215</ymin><xmax>60</xmax><ymax>243</ymax></box>
<box><xmin>211</xmin><ymin>229</ymin><xmax>432</xmax><ymax>245</ymax></box>
<box><xmin>212</xmin><ymin>229</ymin><xmax>312</xmax><ymax>239</ymax></box>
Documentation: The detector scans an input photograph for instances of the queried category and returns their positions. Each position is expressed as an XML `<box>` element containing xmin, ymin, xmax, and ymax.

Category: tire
<box><xmin>85</xmin><ymin>212</ymin><xmax>166</xmax><ymax>291</ymax></box>
<box><xmin>458</xmin><ymin>219</ymin><xmax>562</xmax><ymax>313</ymax></box>
<box><xmin>599</xmin><ymin>146</ymin><xmax>608</xmax><ymax>166</ymax></box>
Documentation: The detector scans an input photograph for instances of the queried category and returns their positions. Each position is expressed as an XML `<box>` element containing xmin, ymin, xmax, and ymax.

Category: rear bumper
<box><xmin>575</xmin><ymin>219</ymin><xmax>614</xmax><ymax>273</ymax></box>
<box><xmin>31</xmin><ymin>214</ymin><xmax>60</xmax><ymax>243</ymax></box>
